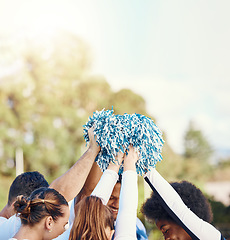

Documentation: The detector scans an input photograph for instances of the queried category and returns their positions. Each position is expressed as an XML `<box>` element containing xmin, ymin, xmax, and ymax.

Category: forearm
<box><xmin>145</xmin><ymin>169</ymin><xmax>222</xmax><ymax>240</ymax></box>
<box><xmin>81</xmin><ymin>162</ymin><xmax>103</xmax><ymax>195</ymax></box>
<box><xmin>114</xmin><ymin>146</ymin><xmax>138</xmax><ymax>239</ymax></box>
<box><xmin>90</xmin><ymin>151</ymin><xmax>122</xmax><ymax>204</ymax></box>
<box><xmin>50</xmin><ymin>147</ymin><xmax>98</xmax><ymax>202</ymax></box>
<box><xmin>91</xmin><ymin>169</ymin><xmax>118</xmax><ymax>205</ymax></box>
<box><xmin>115</xmin><ymin>170</ymin><xmax>138</xmax><ymax>240</ymax></box>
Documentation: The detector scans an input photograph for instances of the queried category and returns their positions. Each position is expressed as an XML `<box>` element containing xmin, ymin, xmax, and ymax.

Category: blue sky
<box><xmin>0</xmin><ymin>0</ymin><xmax>230</xmax><ymax>155</ymax></box>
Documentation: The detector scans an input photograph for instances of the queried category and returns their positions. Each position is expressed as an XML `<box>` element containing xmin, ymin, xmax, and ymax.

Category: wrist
<box><xmin>124</xmin><ymin>162</ymin><xmax>136</xmax><ymax>172</ymax></box>
<box><xmin>107</xmin><ymin>162</ymin><xmax>120</xmax><ymax>173</ymax></box>
<box><xmin>88</xmin><ymin>142</ymin><xmax>100</xmax><ymax>152</ymax></box>
<box><xmin>87</xmin><ymin>145</ymin><xmax>100</xmax><ymax>157</ymax></box>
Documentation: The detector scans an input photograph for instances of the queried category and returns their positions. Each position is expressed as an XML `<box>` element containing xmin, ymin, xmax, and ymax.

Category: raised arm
<box><xmin>91</xmin><ymin>151</ymin><xmax>123</xmax><ymax>204</ymax></box>
<box><xmin>75</xmin><ymin>162</ymin><xmax>103</xmax><ymax>204</ymax></box>
<box><xmin>145</xmin><ymin>168</ymin><xmax>222</xmax><ymax>240</ymax></box>
<box><xmin>49</xmin><ymin>128</ymin><xmax>100</xmax><ymax>202</ymax></box>
<box><xmin>115</xmin><ymin>146</ymin><xmax>138</xmax><ymax>240</ymax></box>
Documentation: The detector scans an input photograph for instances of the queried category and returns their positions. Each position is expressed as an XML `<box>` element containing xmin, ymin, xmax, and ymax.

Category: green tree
<box><xmin>1</xmin><ymin>31</ymin><xmax>193</xmax><ymax>238</ymax></box>
<box><xmin>0</xmin><ymin>31</ymin><xmax>160</xmax><ymax>181</ymax></box>
<box><xmin>184</xmin><ymin>121</ymin><xmax>213</xmax><ymax>162</ymax></box>
<box><xmin>0</xmin><ymin>32</ymin><xmax>89</xmax><ymax>179</ymax></box>
<box><xmin>112</xmin><ymin>89</ymin><xmax>148</xmax><ymax>116</ymax></box>
<box><xmin>182</xmin><ymin>121</ymin><xmax>214</xmax><ymax>180</ymax></box>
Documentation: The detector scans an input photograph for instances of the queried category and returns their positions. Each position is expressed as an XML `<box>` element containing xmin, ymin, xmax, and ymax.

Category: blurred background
<box><xmin>0</xmin><ymin>0</ymin><xmax>230</xmax><ymax>239</ymax></box>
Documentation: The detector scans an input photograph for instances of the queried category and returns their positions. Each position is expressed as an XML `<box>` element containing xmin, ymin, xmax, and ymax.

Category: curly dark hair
<box><xmin>141</xmin><ymin>180</ymin><xmax>213</xmax><ymax>223</ymax></box>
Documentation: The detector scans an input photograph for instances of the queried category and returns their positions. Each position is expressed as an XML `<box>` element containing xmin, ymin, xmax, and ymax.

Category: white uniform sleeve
<box><xmin>53</xmin><ymin>226</ymin><xmax>71</xmax><ymax>240</ymax></box>
<box><xmin>0</xmin><ymin>215</ymin><xmax>21</xmax><ymax>240</ymax></box>
<box><xmin>54</xmin><ymin>170</ymin><xmax>118</xmax><ymax>240</ymax></box>
<box><xmin>145</xmin><ymin>168</ymin><xmax>222</xmax><ymax>240</ymax></box>
<box><xmin>114</xmin><ymin>170</ymin><xmax>138</xmax><ymax>240</ymax></box>
<box><xmin>91</xmin><ymin>169</ymin><xmax>118</xmax><ymax>205</ymax></box>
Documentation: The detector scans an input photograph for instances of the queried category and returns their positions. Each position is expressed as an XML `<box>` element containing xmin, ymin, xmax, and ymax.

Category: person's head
<box><xmin>8</xmin><ymin>171</ymin><xmax>49</xmax><ymax>206</ymax></box>
<box><xmin>141</xmin><ymin>180</ymin><xmax>213</xmax><ymax>240</ymax></box>
<box><xmin>69</xmin><ymin>195</ymin><xmax>115</xmax><ymax>240</ymax></box>
<box><xmin>107</xmin><ymin>175</ymin><xmax>122</xmax><ymax>220</ymax></box>
<box><xmin>14</xmin><ymin>187</ymin><xmax>69</xmax><ymax>240</ymax></box>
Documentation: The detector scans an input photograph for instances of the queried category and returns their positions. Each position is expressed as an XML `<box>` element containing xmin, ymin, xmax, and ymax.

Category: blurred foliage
<box><xmin>0</xmin><ymin>31</ymin><xmax>229</xmax><ymax>238</ymax></box>
<box><xmin>0</xmin><ymin>31</ymin><xmax>157</xmax><ymax>180</ymax></box>
<box><xmin>210</xmin><ymin>157</ymin><xmax>230</xmax><ymax>181</ymax></box>
<box><xmin>0</xmin><ymin>175</ymin><xmax>11</xmax><ymax>209</ymax></box>
<box><xmin>184</xmin><ymin>121</ymin><xmax>213</xmax><ymax>162</ymax></box>
<box><xmin>210</xmin><ymin>198</ymin><xmax>230</xmax><ymax>223</ymax></box>
<box><xmin>209</xmin><ymin>198</ymin><xmax>230</xmax><ymax>239</ymax></box>
<box><xmin>181</xmin><ymin>121</ymin><xmax>215</xmax><ymax>181</ymax></box>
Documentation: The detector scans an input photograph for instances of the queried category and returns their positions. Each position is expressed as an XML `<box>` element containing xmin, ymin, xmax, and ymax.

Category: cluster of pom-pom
<box><xmin>83</xmin><ymin>108</ymin><xmax>164</xmax><ymax>176</ymax></box>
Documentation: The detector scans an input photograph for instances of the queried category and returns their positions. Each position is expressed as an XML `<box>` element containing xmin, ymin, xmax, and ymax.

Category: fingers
<box><xmin>114</xmin><ymin>145</ymin><xmax>139</xmax><ymax>166</ymax></box>
<box><xmin>124</xmin><ymin>145</ymin><xmax>139</xmax><ymax>163</ymax></box>
<box><xmin>115</xmin><ymin>150</ymin><xmax>125</xmax><ymax>165</ymax></box>
<box><xmin>123</xmin><ymin>145</ymin><xmax>139</xmax><ymax>172</ymax></box>
<box><xmin>108</xmin><ymin>150</ymin><xmax>124</xmax><ymax>173</ymax></box>
<box><xmin>88</xmin><ymin>126</ymin><xmax>95</xmax><ymax>139</ymax></box>
<box><xmin>88</xmin><ymin>127</ymin><xmax>101</xmax><ymax>152</ymax></box>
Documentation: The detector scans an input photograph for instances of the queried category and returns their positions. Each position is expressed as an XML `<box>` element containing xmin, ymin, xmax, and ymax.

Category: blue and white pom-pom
<box><xmin>83</xmin><ymin>108</ymin><xmax>164</xmax><ymax>176</ymax></box>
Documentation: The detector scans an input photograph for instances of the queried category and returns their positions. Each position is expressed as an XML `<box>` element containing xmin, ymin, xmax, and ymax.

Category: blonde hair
<box><xmin>69</xmin><ymin>196</ymin><xmax>114</xmax><ymax>240</ymax></box>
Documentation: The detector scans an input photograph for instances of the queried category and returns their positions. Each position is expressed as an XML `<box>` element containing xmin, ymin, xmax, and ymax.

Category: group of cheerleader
<box><xmin>8</xmin><ymin>127</ymin><xmax>226</xmax><ymax>240</ymax></box>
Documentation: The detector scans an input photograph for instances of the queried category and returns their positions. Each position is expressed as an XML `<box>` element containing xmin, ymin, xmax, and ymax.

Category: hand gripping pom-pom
<box><xmin>83</xmin><ymin>108</ymin><xmax>164</xmax><ymax>176</ymax></box>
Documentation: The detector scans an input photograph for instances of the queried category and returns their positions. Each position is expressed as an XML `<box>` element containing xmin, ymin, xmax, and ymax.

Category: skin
<box><xmin>12</xmin><ymin>205</ymin><xmax>70</xmax><ymax>240</ymax></box>
<box><xmin>105</xmin><ymin>226</ymin><xmax>115</xmax><ymax>240</ymax></box>
<box><xmin>156</xmin><ymin>219</ymin><xmax>192</xmax><ymax>240</ymax></box>
<box><xmin>106</xmin><ymin>150</ymin><xmax>124</xmax><ymax>220</ymax></box>
<box><xmin>47</xmin><ymin>205</ymin><xmax>70</xmax><ymax>240</ymax></box>
<box><xmin>107</xmin><ymin>182</ymin><xmax>121</xmax><ymax>220</ymax></box>
<box><xmin>76</xmin><ymin>174</ymin><xmax>122</xmax><ymax>221</ymax></box>
<box><xmin>107</xmin><ymin>146</ymin><xmax>138</xmax><ymax>238</ymax></box>
<box><xmin>1</xmin><ymin>127</ymin><xmax>100</xmax><ymax>221</ymax></box>
<box><xmin>49</xmin><ymin>127</ymin><xmax>100</xmax><ymax>202</ymax></box>
<box><xmin>0</xmin><ymin>202</ymin><xmax>15</xmax><ymax>219</ymax></box>
<box><xmin>107</xmin><ymin>146</ymin><xmax>138</xmax><ymax>220</ymax></box>
<box><xmin>74</xmin><ymin>146</ymin><xmax>138</xmax><ymax>238</ymax></box>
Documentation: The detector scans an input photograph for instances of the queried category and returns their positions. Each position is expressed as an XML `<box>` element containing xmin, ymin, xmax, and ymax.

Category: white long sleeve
<box><xmin>0</xmin><ymin>215</ymin><xmax>21</xmax><ymax>240</ymax></box>
<box><xmin>91</xmin><ymin>169</ymin><xmax>118</xmax><ymax>204</ymax></box>
<box><xmin>114</xmin><ymin>170</ymin><xmax>138</xmax><ymax>240</ymax></box>
<box><xmin>145</xmin><ymin>168</ymin><xmax>222</xmax><ymax>240</ymax></box>
<box><xmin>54</xmin><ymin>176</ymin><xmax>119</xmax><ymax>240</ymax></box>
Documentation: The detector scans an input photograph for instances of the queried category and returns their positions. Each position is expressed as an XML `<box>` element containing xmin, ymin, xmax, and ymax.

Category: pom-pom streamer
<box><xmin>83</xmin><ymin>109</ymin><xmax>164</xmax><ymax>176</ymax></box>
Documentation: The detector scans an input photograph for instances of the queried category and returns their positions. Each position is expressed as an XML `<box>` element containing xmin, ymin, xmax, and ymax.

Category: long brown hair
<box><xmin>69</xmin><ymin>196</ymin><xmax>114</xmax><ymax>240</ymax></box>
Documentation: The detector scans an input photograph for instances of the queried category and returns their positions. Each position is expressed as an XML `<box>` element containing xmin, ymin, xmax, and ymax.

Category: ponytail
<box><xmin>14</xmin><ymin>187</ymin><xmax>68</xmax><ymax>226</ymax></box>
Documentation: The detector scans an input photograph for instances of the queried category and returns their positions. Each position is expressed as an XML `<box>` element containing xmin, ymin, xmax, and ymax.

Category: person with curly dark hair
<box><xmin>141</xmin><ymin>168</ymin><xmax>226</xmax><ymax>240</ymax></box>
<box><xmin>9</xmin><ymin>187</ymin><xmax>69</xmax><ymax>240</ymax></box>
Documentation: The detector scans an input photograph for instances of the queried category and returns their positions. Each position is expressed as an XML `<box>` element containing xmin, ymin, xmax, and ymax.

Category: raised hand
<box><xmin>115</xmin><ymin>150</ymin><xmax>125</xmax><ymax>165</ymax></box>
<box><xmin>107</xmin><ymin>150</ymin><xmax>124</xmax><ymax>173</ymax></box>
<box><xmin>123</xmin><ymin>145</ymin><xmax>139</xmax><ymax>172</ymax></box>
<box><xmin>88</xmin><ymin>127</ymin><xmax>101</xmax><ymax>153</ymax></box>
